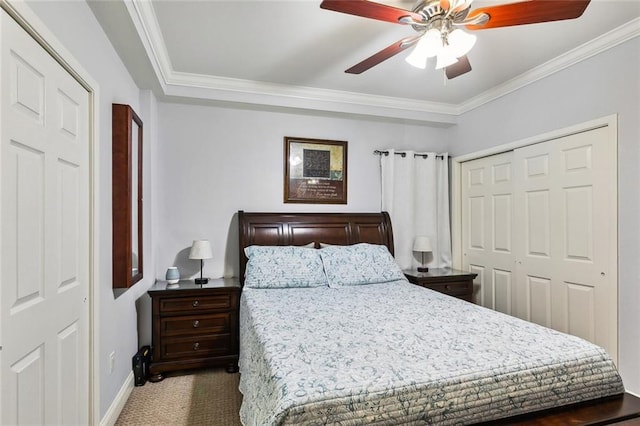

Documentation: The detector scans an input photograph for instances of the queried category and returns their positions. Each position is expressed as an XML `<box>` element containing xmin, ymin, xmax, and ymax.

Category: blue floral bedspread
<box><xmin>238</xmin><ymin>281</ymin><xmax>624</xmax><ymax>425</ymax></box>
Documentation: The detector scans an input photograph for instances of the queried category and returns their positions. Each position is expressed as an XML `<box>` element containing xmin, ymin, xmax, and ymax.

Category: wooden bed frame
<box><xmin>238</xmin><ymin>210</ymin><xmax>394</xmax><ymax>285</ymax></box>
<box><xmin>237</xmin><ymin>210</ymin><xmax>640</xmax><ymax>425</ymax></box>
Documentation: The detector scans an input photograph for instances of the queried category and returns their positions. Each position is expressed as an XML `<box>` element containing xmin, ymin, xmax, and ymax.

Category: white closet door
<box><xmin>513</xmin><ymin>126</ymin><xmax>616</xmax><ymax>360</ymax></box>
<box><xmin>461</xmin><ymin>151</ymin><xmax>515</xmax><ymax>312</ymax></box>
<box><xmin>460</xmin><ymin>125</ymin><xmax>617</xmax><ymax>361</ymax></box>
<box><xmin>1</xmin><ymin>10</ymin><xmax>90</xmax><ymax>425</ymax></box>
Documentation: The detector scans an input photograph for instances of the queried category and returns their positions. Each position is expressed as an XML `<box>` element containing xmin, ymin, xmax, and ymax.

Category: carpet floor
<box><xmin>116</xmin><ymin>368</ymin><xmax>243</xmax><ymax>426</ymax></box>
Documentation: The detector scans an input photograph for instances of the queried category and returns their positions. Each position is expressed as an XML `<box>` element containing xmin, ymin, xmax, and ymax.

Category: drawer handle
<box><xmin>193</xmin><ymin>342</ymin><xmax>200</xmax><ymax>350</ymax></box>
<box><xmin>193</xmin><ymin>320</ymin><xmax>200</xmax><ymax>328</ymax></box>
<box><xmin>192</xmin><ymin>300</ymin><xmax>199</xmax><ymax>307</ymax></box>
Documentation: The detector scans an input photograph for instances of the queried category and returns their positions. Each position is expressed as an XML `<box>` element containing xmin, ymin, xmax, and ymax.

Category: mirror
<box><xmin>112</xmin><ymin>103</ymin><xmax>143</xmax><ymax>288</ymax></box>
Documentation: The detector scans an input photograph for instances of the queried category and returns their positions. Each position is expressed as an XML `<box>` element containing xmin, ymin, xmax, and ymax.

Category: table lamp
<box><xmin>413</xmin><ymin>236</ymin><xmax>433</xmax><ymax>272</ymax></box>
<box><xmin>189</xmin><ymin>240</ymin><xmax>213</xmax><ymax>284</ymax></box>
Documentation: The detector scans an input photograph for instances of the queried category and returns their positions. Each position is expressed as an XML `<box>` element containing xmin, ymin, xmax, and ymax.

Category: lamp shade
<box><xmin>447</xmin><ymin>29</ymin><xmax>477</xmax><ymax>58</ymax></box>
<box><xmin>435</xmin><ymin>48</ymin><xmax>458</xmax><ymax>70</ymax></box>
<box><xmin>413</xmin><ymin>236</ymin><xmax>433</xmax><ymax>253</ymax></box>
<box><xmin>189</xmin><ymin>240</ymin><xmax>213</xmax><ymax>260</ymax></box>
<box><xmin>405</xmin><ymin>28</ymin><xmax>443</xmax><ymax>69</ymax></box>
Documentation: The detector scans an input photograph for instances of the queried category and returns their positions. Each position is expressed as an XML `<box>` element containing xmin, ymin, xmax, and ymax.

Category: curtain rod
<box><xmin>373</xmin><ymin>150</ymin><xmax>444</xmax><ymax>159</ymax></box>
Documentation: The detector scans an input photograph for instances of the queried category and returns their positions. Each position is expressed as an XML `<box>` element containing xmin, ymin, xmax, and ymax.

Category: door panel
<box><xmin>9</xmin><ymin>346</ymin><xmax>45</xmax><ymax>425</ymax></box>
<box><xmin>1</xmin><ymin>10</ymin><xmax>90</xmax><ymax>424</ymax></box>
<box><xmin>567</xmin><ymin>282</ymin><xmax>595</xmax><ymax>342</ymax></box>
<box><xmin>526</xmin><ymin>275</ymin><xmax>551</xmax><ymax>328</ymax></box>
<box><xmin>493</xmin><ymin>269</ymin><xmax>512</xmax><ymax>314</ymax></box>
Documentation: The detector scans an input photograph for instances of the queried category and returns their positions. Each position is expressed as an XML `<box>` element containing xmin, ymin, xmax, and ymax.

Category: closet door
<box><xmin>461</xmin><ymin>152</ymin><xmax>515</xmax><ymax>313</ymax></box>
<box><xmin>461</xmin><ymin>125</ymin><xmax>617</xmax><ymax>361</ymax></box>
<box><xmin>513</xmin><ymin>126</ymin><xmax>616</xmax><ymax>360</ymax></box>
<box><xmin>1</xmin><ymin>10</ymin><xmax>90</xmax><ymax>424</ymax></box>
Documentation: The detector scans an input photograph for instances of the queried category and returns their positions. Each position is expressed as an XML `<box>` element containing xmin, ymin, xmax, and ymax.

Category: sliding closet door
<box><xmin>461</xmin><ymin>125</ymin><xmax>617</xmax><ymax>361</ymax></box>
<box><xmin>461</xmin><ymin>152</ymin><xmax>515</xmax><ymax>312</ymax></box>
<box><xmin>513</xmin><ymin>126</ymin><xmax>616</xmax><ymax>360</ymax></box>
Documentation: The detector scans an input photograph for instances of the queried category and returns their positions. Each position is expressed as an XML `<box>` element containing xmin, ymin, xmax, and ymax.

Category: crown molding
<box><xmin>457</xmin><ymin>17</ymin><xmax>640</xmax><ymax>115</ymax></box>
<box><xmin>126</xmin><ymin>1</ymin><xmax>639</xmax><ymax>123</ymax></box>
<box><xmin>164</xmin><ymin>71</ymin><xmax>459</xmax><ymax>123</ymax></box>
<box><xmin>123</xmin><ymin>0</ymin><xmax>171</xmax><ymax>92</ymax></box>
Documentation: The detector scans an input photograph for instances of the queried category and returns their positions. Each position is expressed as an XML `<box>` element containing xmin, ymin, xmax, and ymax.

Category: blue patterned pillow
<box><xmin>319</xmin><ymin>243</ymin><xmax>406</xmax><ymax>288</ymax></box>
<box><xmin>244</xmin><ymin>245</ymin><xmax>328</xmax><ymax>288</ymax></box>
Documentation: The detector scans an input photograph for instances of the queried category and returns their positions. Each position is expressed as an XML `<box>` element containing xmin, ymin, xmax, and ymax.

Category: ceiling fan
<box><xmin>320</xmin><ymin>0</ymin><xmax>591</xmax><ymax>79</ymax></box>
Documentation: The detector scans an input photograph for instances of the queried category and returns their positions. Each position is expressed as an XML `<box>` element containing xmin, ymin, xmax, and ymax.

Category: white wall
<box><xmin>451</xmin><ymin>37</ymin><xmax>640</xmax><ymax>394</ymax></box>
<box><xmin>154</xmin><ymin>102</ymin><xmax>450</xmax><ymax>281</ymax></box>
<box><xmin>24</xmin><ymin>0</ymin><xmax>157</xmax><ymax>418</ymax></box>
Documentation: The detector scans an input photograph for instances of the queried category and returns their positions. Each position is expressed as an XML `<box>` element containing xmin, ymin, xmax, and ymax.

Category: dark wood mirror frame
<box><xmin>112</xmin><ymin>103</ymin><xmax>143</xmax><ymax>289</ymax></box>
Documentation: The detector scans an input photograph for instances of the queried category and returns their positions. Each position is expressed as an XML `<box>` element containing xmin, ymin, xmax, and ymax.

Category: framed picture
<box><xmin>284</xmin><ymin>137</ymin><xmax>348</xmax><ymax>204</ymax></box>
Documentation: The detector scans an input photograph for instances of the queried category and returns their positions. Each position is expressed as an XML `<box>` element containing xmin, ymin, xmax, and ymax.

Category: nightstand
<box><xmin>147</xmin><ymin>278</ymin><xmax>240</xmax><ymax>382</ymax></box>
<box><xmin>404</xmin><ymin>268</ymin><xmax>477</xmax><ymax>302</ymax></box>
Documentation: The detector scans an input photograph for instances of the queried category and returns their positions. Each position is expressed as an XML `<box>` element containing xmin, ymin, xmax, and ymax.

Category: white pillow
<box><xmin>244</xmin><ymin>245</ymin><xmax>327</xmax><ymax>288</ymax></box>
<box><xmin>319</xmin><ymin>243</ymin><xmax>406</xmax><ymax>288</ymax></box>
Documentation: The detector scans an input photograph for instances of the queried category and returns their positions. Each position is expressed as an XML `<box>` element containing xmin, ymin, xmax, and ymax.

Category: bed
<box><xmin>236</xmin><ymin>211</ymin><xmax>640</xmax><ymax>425</ymax></box>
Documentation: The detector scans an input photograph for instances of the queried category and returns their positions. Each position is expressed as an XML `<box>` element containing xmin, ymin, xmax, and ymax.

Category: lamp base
<box><xmin>194</xmin><ymin>278</ymin><xmax>208</xmax><ymax>285</ymax></box>
<box><xmin>417</xmin><ymin>266</ymin><xmax>429</xmax><ymax>273</ymax></box>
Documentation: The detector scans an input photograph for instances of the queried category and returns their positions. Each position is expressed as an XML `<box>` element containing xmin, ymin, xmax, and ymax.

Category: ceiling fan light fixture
<box><xmin>447</xmin><ymin>29</ymin><xmax>477</xmax><ymax>58</ymax></box>
<box><xmin>423</xmin><ymin>28</ymin><xmax>443</xmax><ymax>58</ymax></box>
<box><xmin>405</xmin><ymin>43</ymin><xmax>428</xmax><ymax>69</ymax></box>
<box><xmin>435</xmin><ymin>48</ymin><xmax>458</xmax><ymax>69</ymax></box>
<box><xmin>405</xmin><ymin>28</ymin><xmax>442</xmax><ymax>69</ymax></box>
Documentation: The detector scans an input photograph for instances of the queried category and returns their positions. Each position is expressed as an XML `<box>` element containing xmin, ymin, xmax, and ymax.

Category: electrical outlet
<box><xmin>109</xmin><ymin>351</ymin><xmax>116</xmax><ymax>374</ymax></box>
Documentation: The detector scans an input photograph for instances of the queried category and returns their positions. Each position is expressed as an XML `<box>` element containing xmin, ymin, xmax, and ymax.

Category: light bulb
<box><xmin>405</xmin><ymin>29</ymin><xmax>442</xmax><ymax>69</ymax></box>
<box><xmin>422</xmin><ymin>28</ymin><xmax>443</xmax><ymax>58</ymax></box>
<box><xmin>435</xmin><ymin>47</ymin><xmax>458</xmax><ymax>69</ymax></box>
<box><xmin>447</xmin><ymin>29</ymin><xmax>477</xmax><ymax>58</ymax></box>
<box><xmin>405</xmin><ymin>43</ymin><xmax>428</xmax><ymax>69</ymax></box>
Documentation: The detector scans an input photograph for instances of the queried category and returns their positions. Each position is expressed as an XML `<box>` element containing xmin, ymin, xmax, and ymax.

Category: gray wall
<box><xmin>154</xmin><ymin>102</ymin><xmax>450</xmax><ymax>281</ymax></box>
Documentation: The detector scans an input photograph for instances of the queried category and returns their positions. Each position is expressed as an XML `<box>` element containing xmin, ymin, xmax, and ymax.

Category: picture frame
<box><xmin>284</xmin><ymin>136</ymin><xmax>348</xmax><ymax>204</ymax></box>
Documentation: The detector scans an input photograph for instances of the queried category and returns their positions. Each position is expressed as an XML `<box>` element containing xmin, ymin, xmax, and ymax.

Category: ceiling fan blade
<box><xmin>320</xmin><ymin>0</ymin><xmax>424</xmax><ymax>25</ymax></box>
<box><xmin>445</xmin><ymin>55</ymin><xmax>472</xmax><ymax>79</ymax></box>
<box><xmin>465</xmin><ymin>0</ymin><xmax>590</xmax><ymax>30</ymax></box>
<box><xmin>345</xmin><ymin>36</ymin><xmax>420</xmax><ymax>74</ymax></box>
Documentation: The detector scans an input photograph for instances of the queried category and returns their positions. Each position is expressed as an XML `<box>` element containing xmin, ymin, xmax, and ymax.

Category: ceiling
<box><xmin>90</xmin><ymin>0</ymin><xmax>640</xmax><ymax>123</ymax></box>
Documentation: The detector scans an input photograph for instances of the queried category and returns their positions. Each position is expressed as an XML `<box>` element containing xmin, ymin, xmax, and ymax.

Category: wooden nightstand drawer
<box><xmin>160</xmin><ymin>334</ymin><xmax>232</xmax><ymax>360</ymax></box>
<box><xmin>404</xmin><ymin>268</ymin><xmax>477</xmax><ymax>302</ymax></box>
<box><xmin>160</xmin><ymin>313</ymin><xmax>231</xmax><ymax>337</ymax></box>
<box><xmin>420</xmin><ymin>282</ymin><xmax>471</xmax><ymax>297</ymax></box>
<box><xmin>159</xmin><ymin>293</ymin><xmax>234</xmax><ymax>313</ymax></box>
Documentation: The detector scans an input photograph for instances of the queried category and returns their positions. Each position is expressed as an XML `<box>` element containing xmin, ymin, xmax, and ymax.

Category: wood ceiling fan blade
<box><xmin>465</xmin><ymin>0</ymin><xmax>590</xmax><ymax>30</ymax></box>
<box><xmin>345</xmin><ymin>36</ymin><xmax>420</xmax><ymax>74</ymax></box>
<box><xmin>445</xmin><ymin>55</ymin><xmax>472</xmax><ymax>79</ymax></box>
<box><xmin>320</xmin><ymin>0</ymin><xmax>424</xmax><ymax>25</ymax></box>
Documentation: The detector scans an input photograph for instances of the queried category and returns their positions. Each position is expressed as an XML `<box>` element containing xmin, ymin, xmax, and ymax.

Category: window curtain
<box><xmin>380</xmin><ymin>149</ymin><xmax>452</xmax><ymax>270</ymax></box>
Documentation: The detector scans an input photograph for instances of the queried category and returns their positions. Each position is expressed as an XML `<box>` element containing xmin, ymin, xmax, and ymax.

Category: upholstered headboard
<box><xmin>237</xmin><ymin>211</ymin><xmax>394</xmax><ymax>285</ymax></box>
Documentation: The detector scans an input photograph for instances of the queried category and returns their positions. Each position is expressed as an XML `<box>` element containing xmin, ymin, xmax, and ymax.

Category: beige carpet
<box><xmin>116</xmin><ymin>368</ymin><xmax>243</xmax><ymax>426</ymax></box>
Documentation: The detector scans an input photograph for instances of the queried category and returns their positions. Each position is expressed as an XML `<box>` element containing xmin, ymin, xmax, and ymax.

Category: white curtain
<box><xmin>380</xmin><ymin>149</ymin><xmax>452</xmax><ymax>270</ymax></box>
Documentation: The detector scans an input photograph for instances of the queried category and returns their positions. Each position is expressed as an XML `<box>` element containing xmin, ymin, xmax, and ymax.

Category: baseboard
<box><xmin>100</xmin><ymin>371</ymin><xmax>135</xmax><ymax>426</ymax></box>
